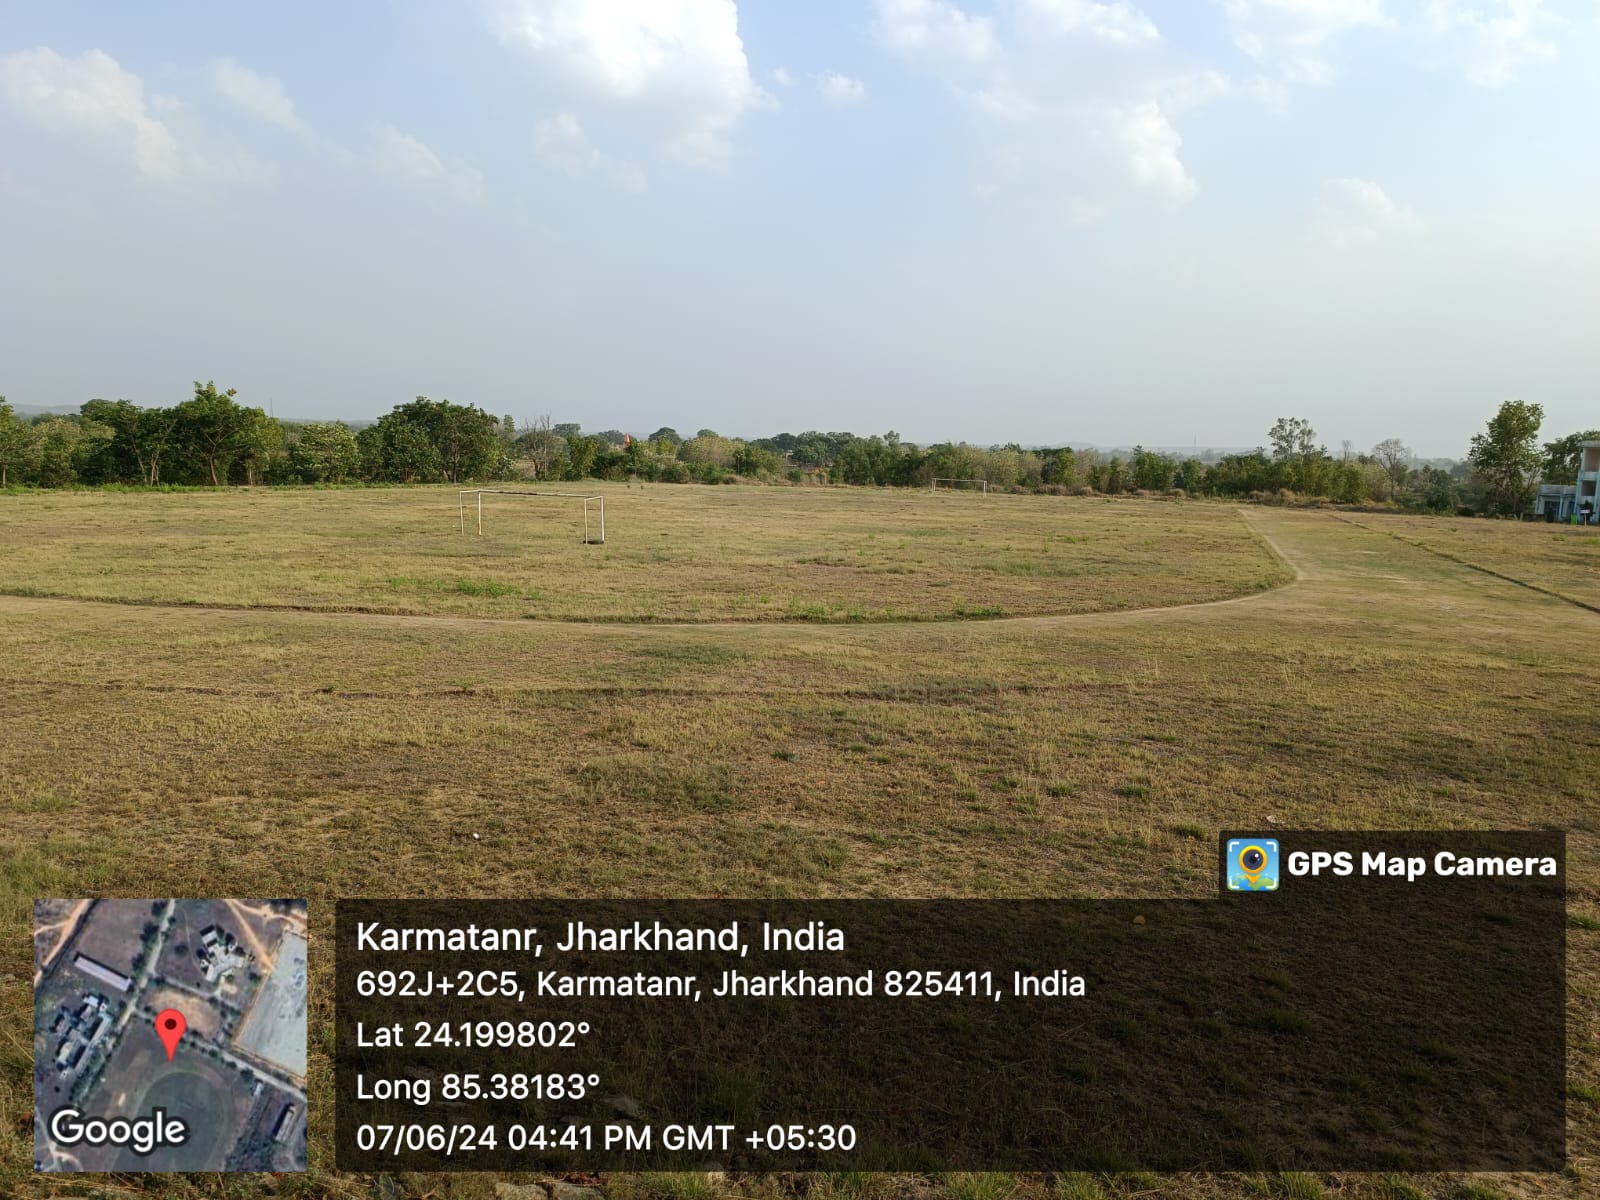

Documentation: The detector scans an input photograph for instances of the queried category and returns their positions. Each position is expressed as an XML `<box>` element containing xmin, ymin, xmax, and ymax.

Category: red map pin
<box><xmin>155</xmin><ymin>1009</ymin><xmax>186</xmax><ymax>1062</ymax></box>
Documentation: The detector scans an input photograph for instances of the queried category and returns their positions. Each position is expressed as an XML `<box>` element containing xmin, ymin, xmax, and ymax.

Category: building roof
<box><xmin>72</xmin><ymin>953</ymin><xmax>132</xmax><ymax>992</ymax></box>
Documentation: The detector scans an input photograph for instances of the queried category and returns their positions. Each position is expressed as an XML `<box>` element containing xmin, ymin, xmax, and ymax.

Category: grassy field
<box><xmin>0</xmin><ymin>486</ymin><xmax>1287</xmax><ymax>621</ymax></box>
<box><xmin>0</xmin><ymin>489</ymin><xmax>1595</xmax><ymax>1200</ymax></box>
<box><xmin>1329</xmin><ymin>512</ymin><xmax>1600</xmax><ymax>613</ymax></box>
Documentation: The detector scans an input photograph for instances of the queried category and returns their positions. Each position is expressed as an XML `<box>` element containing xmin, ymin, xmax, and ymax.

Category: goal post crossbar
<box><xmin>457</xmin><ymin>489</ymin><xmax>605</xmax><ymax>543</ymax></box>
<box><xmin>930</xmin><ymin>477</ymin><xmax>989</xmax><ymax>494</ymax></box>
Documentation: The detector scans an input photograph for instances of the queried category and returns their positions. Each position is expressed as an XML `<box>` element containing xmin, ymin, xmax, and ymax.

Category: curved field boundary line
<box><xmin>0</xmin><ymin>510</ymin><xmax>1304</xmax><ymax>632</ymax></box>
<box><xmin>1330</xmin><ymin>513</ymin><xmax>1600</xmax><ymax>617</ymax></box>
<box><xmin>0</xmin><ymin>675</ymin><xmax>1153</xmax><ymax>702</ymax></box>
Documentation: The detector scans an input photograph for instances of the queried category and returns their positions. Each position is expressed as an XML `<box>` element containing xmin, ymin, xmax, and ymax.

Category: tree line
<box><xmin>0</xmin><ymin>388</ymin><xmax>1587</xmax><ymax>516</ymax></box>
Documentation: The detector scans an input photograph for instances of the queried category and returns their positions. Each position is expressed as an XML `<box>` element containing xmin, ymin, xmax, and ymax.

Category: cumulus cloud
<box><xmin>816</xmin><ymin>71</ymin><xmax>868</xmax><ymax>106</ymax></box>
<box><xmin>370</xmin><ymin>123</ymin><xmax>484</xmax><ymax>202</ymax></box>
<box><xmin>494</xmin><ymin>0</ymin><xmax>771</xmax><ymax>167</ymax></box>
<box><xmin>1107</xmin><ymin>101</ymin><xmax>1197</xmax><ymax>206</ymax></box>
<box><xmin>1159</xmin><ymin>66</ymin><xmax>1290</xmax><ymax>114</ymax></box>
<box><xmin>207</xmin><ymin>58</ymin><xmax>305</xmax><ymax>134</ymax></box>
<box><xmin>1315</xmin><ymin>177</ymin><xmax>1423</xmax><ymax>247</ymax></box>
<box><xmin>772</xmin><ymin>66</ymin><xmax>796</xmax><ymax>87</ymax></box>
<box><xmin>1425</xmin><ymin>0</ymin><xmax>1559</xmax><ymax>86</ymax></box>
<box><xmin>870</xmin><ymin>0</ymin><xmax>999</xmax><ymax>63</ymax></box>
<box><xmin>877</xmin><ymin>2</ymin><xmax>1213</xmax><ymax>214</ymax></box>
<box><xmin>1020</xmin><ymin>0</ymin><xmax>1160</xmax><ymax>44</ymax></box>
<box><xmin>1221</xmin><ymin>0</ymin><xmax>1391</xmax><ymax>83</ymax></box>
<box><xmin>0</xmin><ymin>47</ymin><xmax>182</xmax><ymax>179</ymax></box>
<box><xmin>533</xmin><ymin>111</ymin><xmax>646</xmax><ymax>190</ymax></box>
<box><xmin>961</xmin><ymin>85</ymin><xmax>1038</xmax><ymax>121</ymax></box>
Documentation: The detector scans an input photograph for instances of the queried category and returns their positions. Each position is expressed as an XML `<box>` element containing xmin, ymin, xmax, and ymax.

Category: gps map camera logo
<box><xmin>1227</xmin><ymin>839</ymin><xmax>1280</xmax><ymax>891</ymax></box>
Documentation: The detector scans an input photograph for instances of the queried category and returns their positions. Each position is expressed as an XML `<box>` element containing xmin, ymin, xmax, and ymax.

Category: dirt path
<box><xmin>33</xmin><ymin>898</ymin><xmax>91</xmax><ymax>986</ymax></box>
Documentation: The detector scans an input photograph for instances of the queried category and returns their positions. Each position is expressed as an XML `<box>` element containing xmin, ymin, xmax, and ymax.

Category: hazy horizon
<box><xmin>3</xmin><ymin>1</ymin><xmax>1598</xmax><ymax>459</ymax></box>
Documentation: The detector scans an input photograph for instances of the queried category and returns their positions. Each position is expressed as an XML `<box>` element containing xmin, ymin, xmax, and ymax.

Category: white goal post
<box><xmin>931</xmin><ymin>477</ymin><xmax>989</xmax><ymax>494</ymax></box>
<box><xmin>458</xmin><ymin>489</ymin><xmax>606</xmax><ymax>544</ymax></box>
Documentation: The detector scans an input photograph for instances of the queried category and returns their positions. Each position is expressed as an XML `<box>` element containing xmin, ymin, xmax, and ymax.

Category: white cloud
<box><xmin>533</xmin><ymin>111</ymin><xmax>646</xmax><ymax>190</ymax></box>
<box><xmin>1221</xmin><ymin>0</ymin><xmax>1390</xmax><ymax>83</ymax></box>
<box><xmin>772</xmin><ymin>66</ymin><xmax>796</xmax><ymax>87</ymax></box>
<box><xmin>494</xmin><ymin>0</ymin><xmax>770</xmax><ymax>167</ymax></box>
<box><xmin>871</xmin><ymin>0</ymin><xmax>999</xmax><ymax>63</ymax></box>
<box><xmin>371</xmin><ymin>123</ymin><xmax>484</xmax><ymax>202</ymax></box>
<box><xmin>207</xmin><ymin>58</ymin><xmax>305</xmax><ymax>134</ymax></box>
<box><xmin>961</xmin><ymin>85</ymin><xmax>1038</xmax><ymax>121</ymax></box>
<box><xmin>1315</xmin><ymin>177</ymin><xmax>1423</xmax><ymax>248</ymax></box>
<box><xmin>0</xmin><ymin>47</ymin><xmax>181</xmax><ymax>179</ymax></box>
<box><xmin>1020</xmin><ymin>0</ymin><xmax>1160</xmax><ymax>44</ymax></box>
<box><xmin>1160</xmin><ymin>67</ymin><xmax>1289</xmax><ymax>114</ymax></box>
<box><xmin>1107</xmin><ymin>101</ymin><xmax>1197</xmax><ymax>206</ymax></box>
<box><xmin>874</xmin><ymin>2</ymin><xmax>1244</xmax><ymax>217</ymax></box>
<box><xmin>1425</xmin><ymin>0</ymin><xmax>1559</xmax><ymax>85</ymax></box>
<box><xmin>817</xmin><ymin>71</ymin><xmax>868</xmax><ymax>106</ymax></box>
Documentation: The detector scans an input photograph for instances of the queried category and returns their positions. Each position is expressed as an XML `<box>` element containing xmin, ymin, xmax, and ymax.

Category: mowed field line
<box><xmin>1329</xmin><ymin>512</ymin><xmax>1600</xmax><ymax>618</ymax></box>
<box><xmin>0</xmin><ymin>507</ymin><xmax>1305</xmax><ymax>635</ymax></box>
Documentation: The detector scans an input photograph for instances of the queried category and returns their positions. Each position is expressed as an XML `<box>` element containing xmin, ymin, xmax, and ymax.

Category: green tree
<box><xmin>1468</xmin><ymin>400</ymin><xmax>1544</xmax><ymax>515</ymax></box>
<box><xmin>0</xmin><ymin>399</ymin><xmax>39</xmax><ymax>487</ymax></box>
<box><xmin>173</xmin><ymin>381</ymin><xmax>251</xmax><ymax>486</ymax></box>
<box><xmin>730</xmin><ymin>441</ymin><xmax>778</xmax><ymax>476</ymax></box>
<box><xmin>289</xmin><ymin>422</ymin><xmax>361</xmax><ymax>483</ymax></box>
<box><xmin>1204</xmin><ymin>450</ymin><xmax>1276</xmax><ymax>496</ymax></box>
<box><xmin>1043</xmin><ymin>447</ymin><xmax>1077</xmax><ymax>488</ymax></box>
<box><xmin>359</xmin><ymin>417</ymin><xmax>442</xmax><ymax>482</ymax></box>
<box><xmin>1130</xmin><ymin>446</ymin><xmax>1177</xmax><ymax>491</ymax></box>
<box><xmin>1268</xmin><ymin>417</ymin><xmax>1320</xmax><ymax>462</ymax></box>
<box><xmin>1327</xmin><ymin>460</ymin><xmax>1368</xmax><ymax>504</ymax></box>
<box><xmin>32</xmin><ymin>417</ymin><xmax>85</xmax><ymax>487</ymax></box>
<box><xmin>679</xmin><ymin>434</ymin><xmax>735</xmax><ymax>468</ymax></box>
<box><xmin>374</xmin><ymin>397</ymin><xmax>505</xmax><ymax>483</ymax></box>
<box><xmin>560</xmin><ymin>434</ymin><xmax>603</xmax><ymax>480</ymax></box>
<box><xmin>233</xmin><ymin>407</ymin><xmax>283</xmax><ymax>485</ymax></box>
<box><xmin>1173</xmin><ymin>458</ymin><xmax>1207</xmax><ymax>492</ymax></box>
<box><xmin>78</xmin><ymin>398</ymin><xmax>178</xmax><ymax>484</ymax></box>
<box><xmin>648</xmin><ymin>427</ymin><xmax>682</xmax><ymax>449</ymax></box>
<box><xmin>1268</xmin><ymin>417</ymin><xmax>1328</xmax><ymax>492</ymax></box>
<box><xmin>1405</xmin><ymin>466</ymin><xmax>1463</xmax><ymax>514</ymax></box>
<box><xmin>1539</xmin><ymin>429</ymin><xmax>1600</xmax><ymax>485</ymax></box>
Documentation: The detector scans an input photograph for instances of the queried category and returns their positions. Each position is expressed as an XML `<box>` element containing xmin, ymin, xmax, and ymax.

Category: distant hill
<box><xmin>10</xmin><ymin>403</ymin><xmax>81</xmax><ymax>417</ymax></box>
<box><xmin>6</xmin><ymin>402</ymin><xmax>371</xmax><ymax>429</ymax></box>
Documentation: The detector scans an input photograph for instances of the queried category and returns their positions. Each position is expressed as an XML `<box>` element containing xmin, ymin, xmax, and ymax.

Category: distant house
<box><xmin>1536</xmin><ymin>484</ymin><xmax>1577</xmax><ymax>521</ymax></box>
<box><xmin>271</xmin><ymin>1103</ymin><xmax>297</xmax><ymax>1143</ymax></box>
<box><xmin>72</xmin><ymin>953</ymin><xmax>132</xmax><ymax>993</ymax></box>
<box><xmin>1536</xmin><ymin>441</ymin><xmax>1600</xmax><ymax>523</ymax></box>
<box><xmin>1579</xmin><ymin>441</ymin><xmax>1600</xmax><ymax>522</ymax></box>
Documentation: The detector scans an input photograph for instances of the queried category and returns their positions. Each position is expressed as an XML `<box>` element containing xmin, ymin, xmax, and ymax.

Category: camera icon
<box><xmin>1227</xmin><ymin>838</ymin><xmax>1280</xmax><ymax>891</ymax></box>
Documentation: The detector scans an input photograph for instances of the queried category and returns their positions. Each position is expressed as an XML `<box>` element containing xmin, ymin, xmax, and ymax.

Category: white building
<box><xmin>1535</xmin><ymin>441</ymin><xmax>1599</xmax><ymax>523</ymax></box>
<box><xmin>1578</xmin><ymin>441</ymin><xmax>1600</xmax><ymax>523</ymax></box>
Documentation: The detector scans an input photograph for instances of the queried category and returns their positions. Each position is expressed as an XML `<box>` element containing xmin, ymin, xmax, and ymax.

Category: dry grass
<box><xmin>1329</xmin><ymin>512</ymin><xmax>1600</xmax><ymax>612</ymax></box>
<box><xmin>0</xmin><ymin>496</ymin><xmax>1594</xmax><ymax>1200</ymax></box>
<box><xmin>0</xmin><ymin>486</ymin><xmax>1286</xmax><ymax>622</ymax></box>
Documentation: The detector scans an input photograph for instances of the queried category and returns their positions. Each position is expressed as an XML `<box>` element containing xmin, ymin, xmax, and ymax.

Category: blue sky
<box><xmin>1</xmin><ymin>1</ymin><xmax>1597</xmax><ymax>456</ymax></box>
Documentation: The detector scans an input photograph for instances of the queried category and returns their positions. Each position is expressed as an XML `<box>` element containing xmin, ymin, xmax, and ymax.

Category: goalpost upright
<box><xmin>458</xmin><ymin>489</ymin><xmax>606</xmax><ymax>543</ymax></box>
<box><xmin>930</xmin><ymin>478</ymin><xmax>989</xmax><ymax>495</ymax></box>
